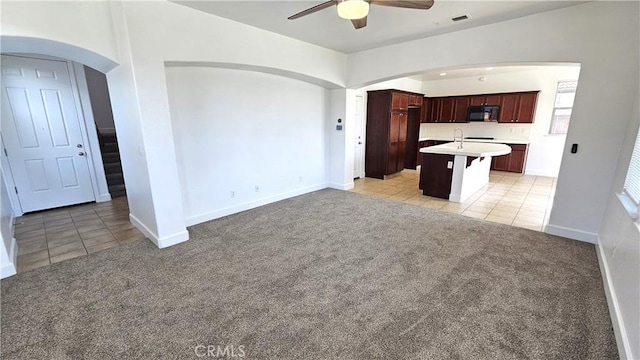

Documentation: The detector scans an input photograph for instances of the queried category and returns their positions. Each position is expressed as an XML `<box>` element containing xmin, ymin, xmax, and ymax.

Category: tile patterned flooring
<box><xmin>351</xmin><ymin>169</ymin><xmax>556</xmax><ymax>232</ymax></box>
<box><xmin>14</xmin><ymin>196</ymin><xmax>146</xmax><ymax>273</ymax></box>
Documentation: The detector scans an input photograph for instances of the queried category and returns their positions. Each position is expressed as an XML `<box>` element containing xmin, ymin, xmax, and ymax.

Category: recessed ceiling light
<box><xmin>440</xmin><ymin>72</ymin><xmax>447</xmax><ymax>76</ymax></box>
<box><xmin>486</xmin><ymin>67</ymin><xmax>494</xmax><ymax>71</ymax></box>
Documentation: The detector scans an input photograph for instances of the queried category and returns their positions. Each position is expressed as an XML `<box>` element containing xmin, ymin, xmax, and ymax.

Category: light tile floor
<box><xmin>351</xmin><ymin>169</ymin><xmax>556</xmax><ymax>232</ymax></box>
<box><xmin>14</xmin><ymin>196</ymin><xmax>146</xmax><ymax>273</ymax></box>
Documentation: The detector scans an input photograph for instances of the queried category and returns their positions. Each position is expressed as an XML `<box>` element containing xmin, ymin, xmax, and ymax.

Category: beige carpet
<box><xmin>1</xmin><ymin>189</ymin><xmax>617</xmax><ymax>359</ymax></box>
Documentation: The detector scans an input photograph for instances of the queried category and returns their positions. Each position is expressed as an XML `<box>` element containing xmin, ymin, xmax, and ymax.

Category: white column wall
<box><xmin>597</xmin><ymin>92</ymin><xmax>640</xmax><ymax>360</ymax></box>
<box><xmin>115</xmin><ymin>1</ymin><xmax>348</xmax><ymax>243</ymax></box>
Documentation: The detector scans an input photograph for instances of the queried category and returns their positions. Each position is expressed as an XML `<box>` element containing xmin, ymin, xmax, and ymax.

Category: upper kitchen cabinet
<box><xmin>469</xmin><ymin>94</ymin><xmax>501</xmax><ymax>106</ymax></box>
<box><xmin>365</xmin><ymin>89</ymin><xmax>424</xmax><ymax>179</ymax></box>
<box><xmin>499</xmin><ymin>91</ymin><xmax>539</xmax><ymax>123</ymax></box>
<box><xmin>453</xmin><ymin>97</ymin><xmax>469</xmax><ymax>122</ymax></box>
<box><xmin>391</xmin><ymin>92</ymin><xmax>409</xmax><ymax>111</ymax></box>
<box><xmin>421</xmin><ymin>97</ymin><xmax>430</xmax><ymax>123</ymax></box>
<box><xmin>408</xmin><ymin>94</ymin><xmax>423</xmax><ymax>107</ymax></box>
<box><xmin>426</xmin><ymin>96</ymin><xmax>468</xmax><ymax>123</ymax></box>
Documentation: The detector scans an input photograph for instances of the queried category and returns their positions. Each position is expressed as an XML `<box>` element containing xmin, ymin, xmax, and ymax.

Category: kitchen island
<box><xmin>419</xmin><ymin>142</ymin><xmax>511</xmax><ymax>202</ymax></box>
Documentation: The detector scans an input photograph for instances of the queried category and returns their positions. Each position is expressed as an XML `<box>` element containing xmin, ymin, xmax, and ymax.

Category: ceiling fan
<box><xmin>288</xmin><ymin>0</ymin><xmax>435</xmax><ymax>29</ymax></box>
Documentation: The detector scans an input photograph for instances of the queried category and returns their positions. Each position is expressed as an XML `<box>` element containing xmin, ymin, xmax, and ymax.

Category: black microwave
<box><xmin>467</xmin><ymin>105</ymin><xmax>499</xmax><ymax>122</ymax></box>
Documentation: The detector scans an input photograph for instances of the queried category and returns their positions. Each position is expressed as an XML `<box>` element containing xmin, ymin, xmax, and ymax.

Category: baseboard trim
<box><xmin>185</xmin><ymin>183</ymin><xmax>328</xmax><ymax>227</ymax></box>
<box><xmin>129</xmin><ymin>213</ymin><xmax>189</xmax><ymax>249</ymax></box>
<box><xmin>96</xmin><ymin>192</ymin><xmax>112</xmax><ymax>203</ymax></box>
<box><xmin>327</xmin><ymin>182</ymin><xmax>354</xmax><ymax>191</ymax></box>
<box><xmin>524</xmin><ymin>169</ymin><xmax>558</xmax><ymax>177</ymax></box>
<box><xmin>1</xmin><ymin>237</ymin><xmax>18</xmax><ymax>279</ymax></box>
<box><xmin>595</xmin><ymin>238</ymin><xmax>633</xmax><ymax>359</ymax></box>
<box><xmin>544</xmin><ymin>224</ymin><xmax>597</xmax><ymax>243</ymax></box>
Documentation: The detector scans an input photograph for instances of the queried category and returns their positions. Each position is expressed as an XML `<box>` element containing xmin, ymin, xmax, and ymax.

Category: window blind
<box><xmin>623</xmin><ymin>129</ymin><xmax>640</xmax><ymax>204</ymax></box>
<box><xmin>557</xmin><ymin>80</ymin><xmax>578</xmax><ymax>93</ymax></box>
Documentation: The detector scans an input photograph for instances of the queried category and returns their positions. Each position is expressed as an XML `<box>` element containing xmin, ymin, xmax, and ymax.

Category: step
<box><xmin>103</xmin><ymin>162</ymin><xmax>123</xmax><ymax>174</ymax></box>
<box><xmin>108</xmin><ymin>184</ymin><xmax>126</xmax><ymax>198</ymax></box>
<box><xmin>101</xmin><ymin>143</ymin><xmax>120</xmax><ymax>153</ymax></box>
<box><xmin>99</xmin><ymin>133</ymin><xmax>117</xmax><ymax>142</ymax></box>
<box><xmin>102</xmin><ymin>153</ymin><xmax>121</xmax><ymax>163</ymax></box>
<box><xmin>106</xmin><ymin>172</ymin><xmax>124</xmax><ymax>185</ymax></box>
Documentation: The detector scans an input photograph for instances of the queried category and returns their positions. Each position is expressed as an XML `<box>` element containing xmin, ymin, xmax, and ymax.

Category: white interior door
<box><xmin>1</xmin><ymin>55</ymin><xmax>95</xmax><ymax>212</ymax></box>
<box><xmin>353</xmin><ymin>94</ymin><xmax>365</xmax><ymax>179</ymax></box>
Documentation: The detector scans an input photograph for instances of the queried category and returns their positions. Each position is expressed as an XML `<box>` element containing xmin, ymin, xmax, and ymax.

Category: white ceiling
<box><xmin>173</xmin><ymin>1</ymin><xmax>585</xmax><ymax>53</ymax></box>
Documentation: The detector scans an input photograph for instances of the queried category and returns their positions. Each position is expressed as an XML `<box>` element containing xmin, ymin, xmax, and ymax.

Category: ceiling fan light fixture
<box><xmin>337</xmin><ymin>0</ymin><xmax>369</xmax><ymax>20</ymax></box>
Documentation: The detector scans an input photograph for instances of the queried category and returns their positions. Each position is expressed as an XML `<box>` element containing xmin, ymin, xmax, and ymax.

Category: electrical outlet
<box><xmin>230</xmin><ymin>191</ymin><xmax>235</xmax><ymax>198</ymax></box>
<box><xmin>255</xmin><ymin>185</ymin><xmax>260</xmax><ymax>192</ymax></box>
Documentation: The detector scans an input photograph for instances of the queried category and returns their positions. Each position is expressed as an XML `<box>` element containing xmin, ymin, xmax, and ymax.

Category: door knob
<box><xmin>78</xmin><ymin>152</ymin><xmax>85</xmax><ymax>156</ymax></box>
<box><xmin>358</xmin><ymin>141</ymin><xmax>362</xmax><ymax>145</ymax></box>
<box><xmin>77</xmin><ymin>144</ymin><xmax>83</xmax><ymax>148</ymax></box>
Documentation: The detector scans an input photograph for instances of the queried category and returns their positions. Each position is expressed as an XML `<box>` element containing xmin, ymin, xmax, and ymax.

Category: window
<box><xmin>549</xmin><ymin>80</ymin><xmax>578</xmax><ymax>134</ymax></box>
<box><xmin>623</xmin><ymin>128</ymin><xmax>640</xmax><ymax>217</ymax></box>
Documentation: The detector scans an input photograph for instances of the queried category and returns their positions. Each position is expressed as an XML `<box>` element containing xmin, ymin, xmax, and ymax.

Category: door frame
<box><xmin>1</xmin><ymin>54</ymin><xmax>111</xmax><ymax>216</ymax></box>
<box><xmin>353</xmin><ymin>93</ymin><xmax>366</xmax><ymax>179</ymax></box>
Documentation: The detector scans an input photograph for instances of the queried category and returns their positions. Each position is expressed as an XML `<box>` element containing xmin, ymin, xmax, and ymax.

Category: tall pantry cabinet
<box><xmin>365</xmin><ymin>90</ymin><xmax>424</xmax><ymax>179</ymax></box>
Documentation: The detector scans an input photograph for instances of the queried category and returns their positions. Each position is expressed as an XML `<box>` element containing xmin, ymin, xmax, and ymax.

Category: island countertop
<box><xmin>420</xmin><ymin>142</ymin><xmax>512</xmax><ymax>157</ymax></box>
<box><xmin>418</xmin><ymin>137</ymin><xmax>529</xmax><ymax>145</ymax></box>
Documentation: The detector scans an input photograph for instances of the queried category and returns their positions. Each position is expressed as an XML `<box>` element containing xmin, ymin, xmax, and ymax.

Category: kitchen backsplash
<box><xmin>419</xmin><ymin>123</ymin><xmax>531</xmax><ymax>141</ymax></box>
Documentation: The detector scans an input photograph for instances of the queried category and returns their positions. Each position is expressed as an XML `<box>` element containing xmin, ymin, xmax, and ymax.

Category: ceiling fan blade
<box><xmin>288</xmin><ymin>0</ymin><xmax>337</xmax><ymax>20</ymax></box>
<box><xmin>351</xmin><ymin>16</ymin><xmax>368</xmax><ymax>29</ymax></box>
<box><xmin>369</xmin><ymin>0</ymin><xmax>434</xmax><ymax>10</ymax></box>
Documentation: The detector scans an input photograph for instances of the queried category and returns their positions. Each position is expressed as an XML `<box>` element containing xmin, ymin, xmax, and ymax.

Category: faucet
<box><xmin>453</xmin><ymin>127</ymin><xmax>464</xmax><ymax>149</ymax></box>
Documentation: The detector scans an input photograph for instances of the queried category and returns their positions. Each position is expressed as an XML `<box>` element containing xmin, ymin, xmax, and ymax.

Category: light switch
<box><xmin>447</xmin><ymin>161</ymin><xmax>453</xmax><ymax>169</ymax></box>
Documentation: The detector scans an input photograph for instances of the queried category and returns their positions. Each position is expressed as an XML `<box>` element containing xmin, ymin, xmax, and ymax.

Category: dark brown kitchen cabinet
<box><xmin>408</xmin><ymin>94</ymin><xmax>423</xmax><ymax>107</ymax></box>
<box><xmin>485</xmin><ymin>94</ymin><xmax>501</xmax><ymax>106</ymax></box>
<box><xmin>453</xmin><ymin>97</ymin><xmax>469</xmax><ymax>122</ymax></box>
<box><xmin>439</xmin><ymin>97</ymin><xmax>455</xmax><ymax>122</ymax></box>
<box><xmin>469</xmin><ymin>94</ymin><xmax>501</xmax><ymax>106</ymax></box>
<box><xmin>426</xmin><ymin>98</ymin><xmax>440</xmax><ymax>123</ymax></box>
<box><xmin>491</xmin><ymin>144</ymin><xmax>529</xmax><ymax>173</ymax></box>
<box><xmin>517</xmin><ymin>92</ymin><xmax>538</xmax><ymax>123</ymax></box>
<box><xmin>468</xmin><ymin>95</ymin><xmax>484</xmax><ymax>106</ymax></box>
<box><xmin>391</xmin><ymin>93</ymin><xmax>409</xmax><ymax>111</ymax></box>
<box><xmin>365</xmin><ymin>89</ymin><xmax>424</xmax><ymax>179</ymax></box>
<box><xmin>499</xmin><ymin>91</ymin><xmax>539</xmax><ymax>123</ymax></box>
<box><xmin>416</xmin><ymin>140</ymin><xmax>449</xmax><ymax>166</ymax></box>
<box><xmin>507</xmin><ymin>144</ymin><xmax>528</xmax><ymax>172</ymax></box>
<box><xmin>421</xmin><ymin>97</ymin><xmax>430</xmax><ymax>123</ymax></box>
<box><xmin>426</xmin><ymin>96</ymin><xmax>468</xmax><ymax>123</ymax></box>
<box><xmin>416</xmin><ymin>140</ymin><xmax>428</xmax><ymax>166</ymax></box>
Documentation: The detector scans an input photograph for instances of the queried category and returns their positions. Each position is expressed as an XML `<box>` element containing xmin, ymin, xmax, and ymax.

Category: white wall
<box><xmin>165</xmin><ymin>66</ymin><xmax>328</xmax><ymax>225</ymax></box>
<box><xmin>0</xmin><ymin>171</ymin><xmax>17</xmax><ymax>278</ymax></box>
<box><xmin>2</xmin><ymin>0</ymin><xmax>348</xmax><ymax>248</ymax></box>
<box><xmin>0</xmin><ymin>0</ymin><xmax>119</xmax><ymax>72</ymax></box>
<box><xmin>346</xmin><ymin>1</ymin><xmax>640</xmax><ymax>242</ymax></box>
<box><xmin>109</xmin><ymin>0</ymin><xmax>348</xmax><ymax>245</ymax></box>
<box><xmin>597</xmin><ymin>92</ymin><xmax>640</xmax><ymax>360</ymax></box>
<box><xmin>420</xmin><ymin>66</ymin><xmax>581</xmax><ymax>177</ymax></box>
